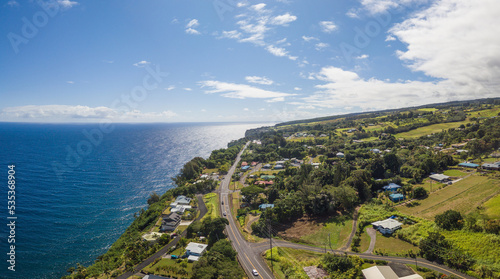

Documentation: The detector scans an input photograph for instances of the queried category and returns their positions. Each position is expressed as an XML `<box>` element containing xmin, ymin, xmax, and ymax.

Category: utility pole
<box><xmin>269</xmin><ymin>218</ymin><xmax>273</xmax><ymax>275</ymax></box>
<box><xmin>328</xmin><ymin>233</ymin><xmax>332</xmax><ymax>251</ymax></box>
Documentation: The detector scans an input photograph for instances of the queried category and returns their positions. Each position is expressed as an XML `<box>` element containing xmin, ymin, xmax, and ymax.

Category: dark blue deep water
<box><xmin>0</xmin><ymin>122</ymin><xmax>266</xmax><ymax>279</ymax></box>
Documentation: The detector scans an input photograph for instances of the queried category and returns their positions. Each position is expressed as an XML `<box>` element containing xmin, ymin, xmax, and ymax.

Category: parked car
<box><xmin>171</xmin><ymin>255</ymin><xmax>178</xmax><ymax>259</ymax></box>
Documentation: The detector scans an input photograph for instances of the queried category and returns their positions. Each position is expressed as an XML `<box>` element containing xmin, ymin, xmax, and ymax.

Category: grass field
<box><xmin>398</xmin><ymin>175</ymin><xmax>500</xmax><ymax>219</ymax></box>
<box><xmin>264</xmin><ymin>247</ymin><xmax>321</xmax><ymax>279</ymax></box>
<box><xmin>395</xmin><ymin>121</ymin><xmax>469</xmax><ymax>139</ymax></box>
<box><xmin>202</xmin><ymin>168</ymin><xmax>218</xmax><ymax>174</ymax></box>
<box><xmin>443</xmin><ymin>169</ymin><xmax>467</xmax><ymax>177</ymax></box>
<box><xmin>287</xmin><ymin>136</ymin><xmax>315</xmax><ymax>142</ymax></box>
<box><xmin>300</xmin><ymin>215</ymin><xmax>353</xmax><ymax>249</ymax></box>
<box><xmin>418</xmin><ymin>108</ymin><xmax>438</xmax><ymax>112</ymax></box>
<box><xmin>373</xmin><ymin>232</ymin><xmax>418</xmax><ymax>255</ymax></box>
<box><xmin>203</xmin><ymin>193</ymin><xmax>219</xmax><ymax>220</ymax></box>
<box><xmin>143</xmin><ymin>258</ymin><xmax>194</xmax><ymax>278</ymax></box>
<box><xmin>230</xmin><ymin>181</ymin><xmax>244</xmax><ymax>190</ymax></box>
<box><xmin>483</xmin><ymin>157</ymin><xmax>500</xmax><ymax>163</ymax></box>
<box><xmin>484</xmin><ymin>194</ymin><xmax>500</xmax><ymax>219</ymax></box>
<box><xmin>442</xmin><ymin>230</ymin><xmax>500</xmax><ymax>269</ymax></box>
<box><xmin>312</xmin><ymin>156</ymin><xmax>324</xmax><ymax>163</ymax></box>
<box><xmin>359</xmin><ymin>230</ymin><xmax>371</xmax><ymax>252</ymax></box>
<box><xmin>467</xmin><ymin>107</ymin><xmax>500</xmax><ymax>118</ymax></box>
<box><xmin>231</xmin><ymin>192</ymin><xmax>240</xmax><ymax>217</ymax></box>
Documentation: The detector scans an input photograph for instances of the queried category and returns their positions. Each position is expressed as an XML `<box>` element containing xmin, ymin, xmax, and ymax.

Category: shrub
<box><xmin>435</xmin><ymin>210</ymin><xmax>463</xmax><ymax>230</ymax></box>
<box><xmin>413</xmin><ymin>187</ymin><xmax>428</xmax><ymax>199</ymax></box>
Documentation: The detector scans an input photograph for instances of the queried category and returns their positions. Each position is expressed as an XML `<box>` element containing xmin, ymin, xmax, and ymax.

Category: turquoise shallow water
<box><xmin>0</xmin><ymin>122</ymin><xmax>265</xmax><ymax>279</ymax></box>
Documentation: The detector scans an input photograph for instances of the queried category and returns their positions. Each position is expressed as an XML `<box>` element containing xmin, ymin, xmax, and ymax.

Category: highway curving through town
<box><xmin>219</xmin><ymin>142</ymin><xmax>275</xmax><ymax>279</ymax></box>
<box><xmin>220</xmin><ymin>142</ymin><xmax>475</xmax><ymax>279</ymax></box>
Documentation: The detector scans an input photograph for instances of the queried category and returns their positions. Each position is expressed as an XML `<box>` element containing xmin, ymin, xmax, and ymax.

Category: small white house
<box><xmin>171</xmin><ymin>195</ymin><xmax>191</xmax><ymax>207</ymax></box>
<box><xmin>186</xmin><ymin>242</ymin><xmax>208</xmax><ymax>257</ymax></box>
<box><xmin>170</xmin><ymin>204</ymin><xmax>192</xmax><ymax>214</ymax></box>
<box><xmin>429</xmin><ymin>173</ymin><xmax>450</xmax><ymax>182</ymax></box>
<box><xmin>371</xmin><ymin>218</ymin><xmax>403</xmax><ymax>235</ymax></box>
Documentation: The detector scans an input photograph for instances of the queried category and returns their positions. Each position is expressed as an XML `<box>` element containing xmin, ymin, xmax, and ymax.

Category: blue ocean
<box><xmin>0</xmin><ymin>122</ymin><xmax>266</xmax><ymax>279</ymax></box>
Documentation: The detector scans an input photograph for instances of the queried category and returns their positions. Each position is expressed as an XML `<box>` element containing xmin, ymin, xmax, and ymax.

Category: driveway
<box><xmin>365</xmin><ymin>227</ymin><xmax>377</xmax><ymax>254</ymax></box>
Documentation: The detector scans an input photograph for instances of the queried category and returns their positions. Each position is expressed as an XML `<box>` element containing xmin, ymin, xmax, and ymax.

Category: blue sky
<box><xmin>1</xmin><ymin>0</ymin><xmax>499</xmax><ymax>123</ymax></box>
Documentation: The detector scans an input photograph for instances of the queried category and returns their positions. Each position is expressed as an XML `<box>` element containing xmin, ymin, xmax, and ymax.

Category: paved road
<box><xmin>219</xmin><ymin>142</ymin><xmax>275</xmax><ymax>279</ymax></box>
<box><xmin>117</xmin><ymin>194</ymin><xmax>207</xmax><ymax>279</ymax></box>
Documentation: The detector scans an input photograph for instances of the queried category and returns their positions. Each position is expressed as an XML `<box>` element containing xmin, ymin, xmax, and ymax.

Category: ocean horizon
<box><xmin>0</xmin><ymin>122</ymin><xmax>267</xmax><ymax>279</ymax></box>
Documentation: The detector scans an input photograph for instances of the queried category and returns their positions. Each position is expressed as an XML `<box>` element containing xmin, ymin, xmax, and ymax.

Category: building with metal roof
<box><xmin>429</xmin><ymin>173</ymin><xmax>450</xmax><ymax>182</ymax></box>
<box><xmin>371</xmin><ymin>218</ymin><xmax>403</xmax><ymax>235</ymax></box>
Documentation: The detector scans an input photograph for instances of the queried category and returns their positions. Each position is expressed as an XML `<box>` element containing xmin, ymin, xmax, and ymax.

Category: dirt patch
<box><xmin>274</xmin><ymin>216</ymin><xmax>330</xmax><ymax>242</ymax></box>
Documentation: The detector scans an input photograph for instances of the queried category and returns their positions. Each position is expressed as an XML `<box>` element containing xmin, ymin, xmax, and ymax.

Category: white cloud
<box><xmin>319</xmin><ymin>21</ymin><xmax>337</xmax><ymax>33</ymax></box>
<box><xmin>385</xmin><ymin>35</ymin><xmax>396</xmax><ymax>41</ymax></box>
<box><xmin>186</xmin><ymin>19</ymin><xmax>199</xmax><ymax>28</ymax></box>
<box><xmin>356</xmin><ymin>54</ymin><xmax>369</xmax><ymax>59</ymax></box>
<box><xmin>243</xmin><ymin>108</ymin><xmax>249</xmax><ymax>111</ymax></box>
<box><xmin>265</xmin><ymin>45</ymin><xmax>297</xmax><ymax>60</ymax></box>
<box><xmin>220</xmin><ymin>30</ymin><xmax>242</xmax><ymax>39</ymax></box>
<box><xmin>266</xmin><ymin>97</ymin><xmax>285</xmax><ymax>103</ymax></box>
<box><xmin>390</xmin><ymin>0</ymin><xmax>500</xmax><ymax>94</ymax></box>
<box><xmin>102</xmin><ymin>60</ymin><xmax>114</xmax><ymax>64</ymax></box>
<box><xmin>219</xmin><ymin>4</ymin><xmax>297</xmax><ymax>60</ymax></box>
<box><xmin>271</xmin><ymin>13</ymin><xmax>297</xmax><ymax>26</ymax></box>
<box><xmin>360</xmin><ymin>0</ymin><xmax>428</xmax><ymax>14</ymax></box>
<box><xmin>346</xmin><ymin>9</ymin><xmax>359</xmax><ymax>18</ymax></box>
<box><xmin>266</xmin><ymin>45</ymin><xmax>288</xmax><ymax>57</ymax></box>
<box><xmin>302</xmin><ymin>36</ymin><xmax>318</xmax><ymax>42</ymax></box>
<box><xmin>1</xmin><ymin>105</ymin><xmax>114</xmax><ymax>119</ymax></box>
<box><xmin>0</xmin><ymin>105</ymin><xmax>178</xmax><ymax>122</ymax></box>
<box><xmin>58</xmin><ymin>0</ymin><xmax>78</xmax><ymax>8</ymax></box>
<box><xmin>184</xmin><ymin>88</ymin><xmax>192</xmax><ymax>91</ymax></box>
<box><xmin>201</xmin><ymin>109</ymin><xmax>207</xmax><ymax>112</ymax></box>
<box><xmin>124</xmin><ymin>110</ymin><xmax>178</xmax><ymax>120</ymax></box>
<box><xmin>67</xmin><ymin>81</ymin><xmax>74</xmax><ymax>84</ymax></box>
<box><xmin>315</xmin><ymin>42</ymin><xmax>329</xmax><ymax>50</ymax></box>
<box><xmin>165</xmin><ymin>86</ymin><xmax>175</xmax><ymax>91</ymax></box>
<box><xmin>275</xmin><ymin>38</ymin><xmax>289</xmax><ymax>45</ymax></box>
<box><xmin>186</xmin><ymin>28</ymin><xmax>200</xmax><ymax>35</ymax></box>
<box><xmin>294</xmin><ymin>87</ymin><xmax>302</xmax><ymax>91</ymax></box>
<box><xmin>360</xmin><ymin>0</ymin><xmax>398</xmax><ymax>14</ymax></box>
<box><xmin>6</xmin><ymin>1</ymin><xmax>19</xmax><ymax>7</ymax></box>
<box><xmin>133</xmin><ymin>60</ymin><xmax>150</xmax><ymax>67</ymax></box>
<box><xmin>245</xmin><ymin>76</ymin><xmax>274</xmax><ymax>85</ymax></box>
<box><xmin>251</xmin><ymin>3</ymin><xmax>267</xmax><ymax>12</ymax></box>
<box><xmin>199</xmin><ymin>80</ymin><xmax>295</xmax><ymax>100</ymax></box>
<box><xmin>302</xmin><ymin>63</ymin><xmax>498</xmax><ymax>112</ymax></box>
<box><xmin>185</xmin><ymin>19</ymin><xmax>200</xmax><ymax>35</ymax></box>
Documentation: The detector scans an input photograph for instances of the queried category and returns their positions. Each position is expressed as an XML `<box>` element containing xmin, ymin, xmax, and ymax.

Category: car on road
<box><xmin>223</xmin><ymin>212</ymin><xmax>227</xmax><ymax>217</ymax></box>
<box><xmin>252</xmin><ymin>269</ymin><xmax>259</xmax><ymax>276</ymax></box>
